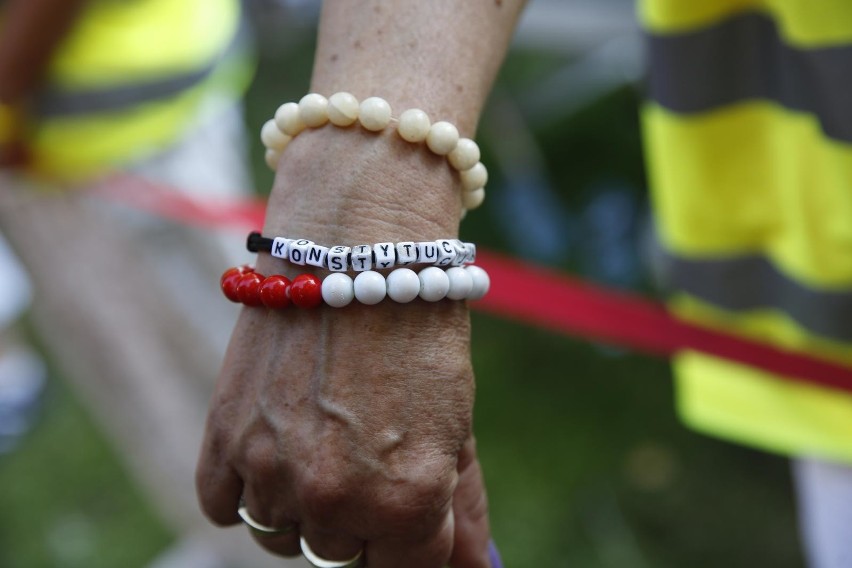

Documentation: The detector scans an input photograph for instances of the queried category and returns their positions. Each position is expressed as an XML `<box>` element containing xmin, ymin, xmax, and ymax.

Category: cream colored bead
<box><xmin>460</xmin><ymin>162</ymin><xmax>488</xmax><ymax>192</ymax></box>
<box><xmin>264</xmin><ymin>148</ymin><xmax>282</xmax><ymax>171</ymax></box>
<box><xmin>460</xmin><ymin>208</ymin><xmax>468</xmax><ymax>221</ymax></box>
<box><xmin>298</xmin><ymin>93</ymin><xmax>329</xmax><ymax>128</ymax></box>
<box><xmin>359</xmin><ymin>97</ymin><xmax>392</xmax><ymax>131</ymax></box>
<box><xmin>462</xmin><ymin>187</ymin><xmax>486</xmax><ymax>210</ymax></box>
<box><xmin>426</xmin><ymin>121</ymin><xmax>459</xmax><ymax>155</ymax></box>
<box><xmin>397</xmin><ymin>108</ymin><xmax>431</xmax><ymax>143</ymax></box>
<box><xmin>447</xmin><ymin>138</ymin><xmax>480</xmax><ymax>171</ymax></box>
<box><xmin>260</xmin><ymin>119</ymin><xmax>291</xmax><ymax>151</ymax></box>
<box><xmin>274</xmin><ymin>102</ymin><xmax>306</xmax><ymax>136</ymax></box>
<box><xmin>328</xmin><ymin>92</ymin><xmax>360</xmax><ymax>126</ymax></box>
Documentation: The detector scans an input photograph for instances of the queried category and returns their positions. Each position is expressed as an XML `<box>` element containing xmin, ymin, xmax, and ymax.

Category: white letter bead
<box><xmin>298</xmin><ymin>93</ymin><xmax>329</xmax><ymax>128</ymax></box>
<box><xmin>447</xmin><ymin>138</ymin><xmax>481</xmax><ymax>171</ymax></box>
<box><xmin>463</xmin><ymin>242</ymin><xmax>477</xmax><ymax>264</ymax></box>
<box><xmin>395</xmin><ymin>242</ymin><xmax>418</xmax><ymax>265</ymax></box>
<box><xmin>426</xmin><ymin>121</ymin><xmax>459</xmax><ymax>155</ymax></box>
<box><xmin>462</xmin><ymin>187</ymin><xmax>486</xmax><ymax>210</ymax></box>
<box><xmin>264</xmin><ymin>148</ymin><xmax>282</xmax><ymax>171</ymax></box>
<box><xmin>418</xmin><ymin>266</ymin><xmax>450</xmax><ymax>302</ymax></box>
<box><xmin>460</xmin><ymin>162</ymin><xmax>488</xmax><ymax>192</ymax></box>
<box><xmin>260</xmin><ymin>119</ymin><xmax>291</xmax><ymax>151</ymax></box>
<box><xmin>373</xmin><ymin>242</ymin><xmax>396</xmax><ymax>269</ymax></box>
<box><xmin>271</xmin><ymin>237</ymin><xmax>291</xmax><ymax>259</ymax></box>
<box><xmin>327</xmin><ymin>245</ymin><xmax>351</xmax><ymax>272</ymax></box>
<box><xmin>450</xmin><ymin>240</ymin><xmax>467</xmax><ymax>266</ymax></box>
<box><xmin>435</xmin><ymin>239</ymin><xmax>457</xmax><ymax>266</ymax></box>
<box><xmin>359</xmin><ymin>97</ymin><xmax>392</xmax><ymax>131</ymax></box>
<box><xmin>322</xmin><ymin>273</ymin><xmax>355</xmax><ymax>308</ymax></box>
<box><xmin>386</xmin><ymin>268</ymin><xmax>420</xmax><ymax>303</ymax></box>
<box><xmin>397</xmin><ymin>109</ymin><xmax>431</xmax><ymax>143</ymax></box>
<box><xmin>446</xmin><ymin>266</ymin><xmax>473</xmax><ymax>300</ymax></box>
<box><xmin>416</xmin><ymin>241</ymin><xmax>439</xmax><ymax>264</ymax></box>
<box><xmin>350</xmin><ymin>245</ymin><xmax>373</xmax><ymax>271</ymax></box>
<box><xmin>274</xmin><ymin>102</ymin><xmax>306</xmax><ymax>136</ymax></box>
<box><xmin>466</xmin><ymin>265</ymin><xmax>490</xmax><ymax>300</ymax></box>
<box><xmin>353</xmin><ymin>271</ymin><xmax>387</xmax><ymax>305</ymax></box>
<box><xmin>328</xmin><ymin>92</ymin><xmax>359</xmax><ymax>126</ymax></box>
<box><xmin>305</xmin><ymin>244</ymin><xmax>330</xmax><ymax>268</ymax></box>
<box><xmin>288</xmin><ymin>239</ymin><xmax>313</xmax><ymax>265</ymax></box>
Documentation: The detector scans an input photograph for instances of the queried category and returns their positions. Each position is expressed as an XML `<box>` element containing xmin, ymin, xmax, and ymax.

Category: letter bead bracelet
<box><xmin>246</xmin><ymin>232</ymin><xmax>475</xmax><ymax>272</ymax></box>
<box><xmin>221</xmin><ymin>264</ymin><xmax>490</xmax><ymax>309</ymax></box>
<box><xmin>260</xmin><ymin>93</ymin><xmax>488</xmax><ymax>212</ymax></box>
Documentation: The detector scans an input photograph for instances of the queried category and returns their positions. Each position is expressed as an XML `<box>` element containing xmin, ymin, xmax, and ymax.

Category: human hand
<box><xmin>196</xmin><ymin>128</ymin><xmax>494</xmax><ymax>567</ymax></box>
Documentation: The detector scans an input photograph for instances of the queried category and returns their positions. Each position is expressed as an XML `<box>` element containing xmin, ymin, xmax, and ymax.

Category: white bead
<box><xmin>271</xmin><ymin>237</ymin><xmax>291</xmax><ymax>259</ymax></box>
<box><xmin>395</xmin><ymin>242</ymin><xmax>418</xmax><ymax>266</ymax></box>
<box><xmin>353</xmin><ymin>271</ymin><xmax>387</xmax><ymax>305</ymax></box>
<box><xmin>260</xmin><ymin>119</ymin><xmax>291</xmax><ymax>151</ymax></box>
<box><xmin>397</xmin><ymin>108</ymin><xmax>431</xmax><ymax>143</ymax></box>
<box><xmin>446</xmin><ymin>266</ymin><xmax>473</xmax><ymax>300</ymax></box>
<box><xmin>447</xmin><ymin>138</ymin><xmax>480</xmax><ymax>171</ymax></box>
<box><xmin>274</xmin><ymin>102</ymin><xmax>306</xmax><ymax>136</ymax></box>
<box><xmin>288</xmin><ymin>239</ymin><xmax>313</xmax><ymax>265</ymax></box>
<box><xmin>450</xmin><ymin>240</ymin><xmax>467</xmax><ymax>266</ymax></box>
<box><xmin>322</xmin><ymin>273</ymin><xmax>355</xmax><ymax>308</ymax></box>
<box><xmin>462</xmin><ymin>187</ymin><xmax>486</xmax><ymax>210</ymax></box>
<box><xmin>373</xmin><ymin>242</ymin><xmax>396</xmax><ymax>269</ymax></box>
<box><xmin>299</xmin><ymin>93</ymin><xmax>329</xmax><ymax>128</ymax></box>
<box><xmin>435</xmin><ymin>239</ymin><xmax>457</xmax><ymax>267</ymax></box>
<box><xmin>418</xmin><ymin>266</ymin><xmax>450</xmax><ymax>302</ymax></box>
<box><xmin>463</xmin><ymin>242</ymin><xmax>477</xmax><ymax>264</ymax></box>
<box><xmin>305</xmin><ymin>244</ymin><xmax>330</xmax><ymax>268</ymax></box>
<box><xmin>460</xmin><ymin>162</ymin><xmax>488</xmax><ymax>191</ymax></box>
<box><xmin>466</xmin><ymin>265</ymin><xmax>490</xmax><ymax>300</ymax></box>
<box><xmin>328</xmin><ymin>92</ymin><xmax>359</xmax><ymax>126</ymax></box>
<box><xmin>359</xmin><ymin>97</ymin><xmax>392</xmax><ymax>131</ymax></box>
<box><xmin>426</xmin><ymin>121</ymin><xmax>459</xmax><ymax>155</ymax></box>
<box><xmin>351</xmin><ymin>245</ymin><xmax>373</xmax><ymax>271</ymax></box>
<box><xmin>264</xmin><ymin>148</ymin><xmax>282</xmax><ymax>171</ymax></box>
<box><xmin>327</xmin><ymin>245</ymin><xmax>351</xmax><ymax>272</ymax></box>
<box><xmin>416</xmin><ymin>241</ymin><xmax>439</xmax><ymax>264</ymax></box>
<box><xmin>386</xmin><ymin>268</ymin><xmax>420</xmax><ymax>303</ymax></box>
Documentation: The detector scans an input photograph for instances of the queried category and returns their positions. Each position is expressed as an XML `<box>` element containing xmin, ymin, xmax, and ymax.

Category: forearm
<box><xmin>0</xmin><ymin>0</ymin><xmax>87</xmax><ymax>101</ymax></box>
<box><xmin>263</xmin><ymin>0</ymin><xmax>526</xmax><ymax>248</ymax></box>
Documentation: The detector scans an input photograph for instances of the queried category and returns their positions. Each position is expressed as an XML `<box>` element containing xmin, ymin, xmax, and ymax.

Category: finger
<box><xmin>449</xmin><ymin>437</ymin><xmax>492</xmax><ymax>568</ymax></box>
<box><xmin>241</xmin><ymin>487</ymin><xmax>302</xmax><ymax>557</ymax></box>
<box><xmin>195</xmin><ymin>436</ymin><xmax>243</xmax><ymax>526</ymax></box>
<box><xmin>365</xmin><ymin>510</ymin><xmax>455</xmax><ymax>568</ymax></box>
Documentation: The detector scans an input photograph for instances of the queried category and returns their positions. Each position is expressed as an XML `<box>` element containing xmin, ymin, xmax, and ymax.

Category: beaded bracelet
<box><xmin>260</xmin><ymin>93</ymin><xmax>488</xmax><ymax>212</ymax></box>
<box><xmin>221</xmin><ymin>264</ymin><xmax>490</xmax><ymax>309</ymax></box>
<box><xmin>246</xmin><ymin>232</ymin><xmax>476</xmax><ymax>272</ymax></box>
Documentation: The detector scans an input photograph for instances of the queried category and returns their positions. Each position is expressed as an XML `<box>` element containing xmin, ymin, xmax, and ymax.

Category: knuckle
<box><xmin>298</xmin><ymin>470</ymin><xmax>351</xmax><ymax>519</ymax></box>
<box><xmin>374</xmin><ymin>465</ymin><xmax>455</xmax><ymax>529</ymax></box>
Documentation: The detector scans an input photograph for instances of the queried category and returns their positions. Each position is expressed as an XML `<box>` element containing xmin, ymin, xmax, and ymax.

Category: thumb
<box><xmin>449</xmin><ymin>436</ymin><xmax>494</xmax><ymax>568</ymax></box>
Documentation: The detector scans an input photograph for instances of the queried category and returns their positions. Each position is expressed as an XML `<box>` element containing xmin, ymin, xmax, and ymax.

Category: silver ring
<box><xmin>237</xmin><ymin>505</ymin><xmax>296</xmax><ymax>535</ymax></box>
<box><xmin>300</xmin><ymin>536</ymin><xmax>364</xmax><ymax>568</ymax></box>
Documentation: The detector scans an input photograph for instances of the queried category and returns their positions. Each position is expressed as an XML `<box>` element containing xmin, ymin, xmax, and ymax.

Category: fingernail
<box><xmin>488</xmin><ymin>540</ymin><xmax>503</xmax><ymax>568</ymax></box>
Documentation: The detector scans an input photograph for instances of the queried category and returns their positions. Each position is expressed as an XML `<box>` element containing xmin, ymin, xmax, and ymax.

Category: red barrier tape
<box><xmin>95</xmin><ymin>176</ymin><xmax>852</xmax><ymax>393</ymax></box>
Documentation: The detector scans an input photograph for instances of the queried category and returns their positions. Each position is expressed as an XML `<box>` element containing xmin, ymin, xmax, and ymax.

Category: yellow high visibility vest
<box><xmin>21</xmin><ymin>0</ymin><xmax>250</xmax><ymax>180</ymax></box>
<box><xmin>641</xmin><ymin>0</ymin><xmax>852</xmax><ymax>461</ymax></box>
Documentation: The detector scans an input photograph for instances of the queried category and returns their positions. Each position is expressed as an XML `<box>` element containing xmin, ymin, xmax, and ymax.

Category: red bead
<box><xmin>221</xmin><ymin>267</ymin><xmax>249</xmax><ymax>303</ymax></box>
<box><xmin>236</xmin><ymin>272</ymin><xmax>264</xmax><ymax>306</ymax></box>
<box><xmin>290</xmin><ymin>274</ymin><xmax>323</xmax><ymax>308</ymax></box>
<box><xmin>260</xmin><ymin>275</ymin><xmax>291</xmax><ymax>309</ymax></box>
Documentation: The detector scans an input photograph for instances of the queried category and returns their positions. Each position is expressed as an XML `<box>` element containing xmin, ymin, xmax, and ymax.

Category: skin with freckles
<box><xmin>196</xmin><ymin>1</ymin><xmax>528</xmax><ymax>567</ymax></box>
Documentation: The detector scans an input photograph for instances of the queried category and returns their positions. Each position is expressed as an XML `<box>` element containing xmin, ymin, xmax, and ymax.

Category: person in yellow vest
<box><xmin>642</xmin><ymin>2</ymin><xmax>852</xmax><ymax>565</ymax></box>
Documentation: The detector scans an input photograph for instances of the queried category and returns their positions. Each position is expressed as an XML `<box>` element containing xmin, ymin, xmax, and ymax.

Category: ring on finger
<box><xmin>300</xmin><ymin>536</ymin><xmax>364</xmax><ymax>568</ymax></box>
<box><xmin>237</xmin><ymin>505</ymin><xmax>297</xmax><ymax>535</ymax></box>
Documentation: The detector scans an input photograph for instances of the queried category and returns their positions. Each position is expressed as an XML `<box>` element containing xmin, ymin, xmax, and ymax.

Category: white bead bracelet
<box><xmin>260</xmin><ymin>92</ymin><xmax>488</xmax><ymax>212</ymax></box>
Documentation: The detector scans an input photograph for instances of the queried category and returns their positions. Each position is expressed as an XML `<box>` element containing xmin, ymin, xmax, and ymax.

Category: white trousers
<box><xmin>793</xmin><ymin>457</ymin><xmax>852</xmax><ymax>568</ymax></box>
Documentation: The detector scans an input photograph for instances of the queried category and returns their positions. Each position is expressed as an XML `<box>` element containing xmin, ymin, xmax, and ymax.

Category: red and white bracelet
<box><xmin>260</xmin><ymin>93</ymin><xmax>488</xmax><ymax>212</ymax></box>
<box><xmin>221</xmin><ymin>264</ymin><xmax>490</xmax><ymax>309</ymax></box>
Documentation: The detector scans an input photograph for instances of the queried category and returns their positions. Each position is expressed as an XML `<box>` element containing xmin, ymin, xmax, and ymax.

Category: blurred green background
<box><xmin>0</xmin><ymin>2</ymin><xmax>804</xmax><ymax>567</ymax></box>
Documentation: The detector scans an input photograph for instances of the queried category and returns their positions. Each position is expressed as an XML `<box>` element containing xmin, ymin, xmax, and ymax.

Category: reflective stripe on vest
<box><xmin>641</xmin><ymin>0</ymin><xmax>852</xmax><ymax>462</ymax></box>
